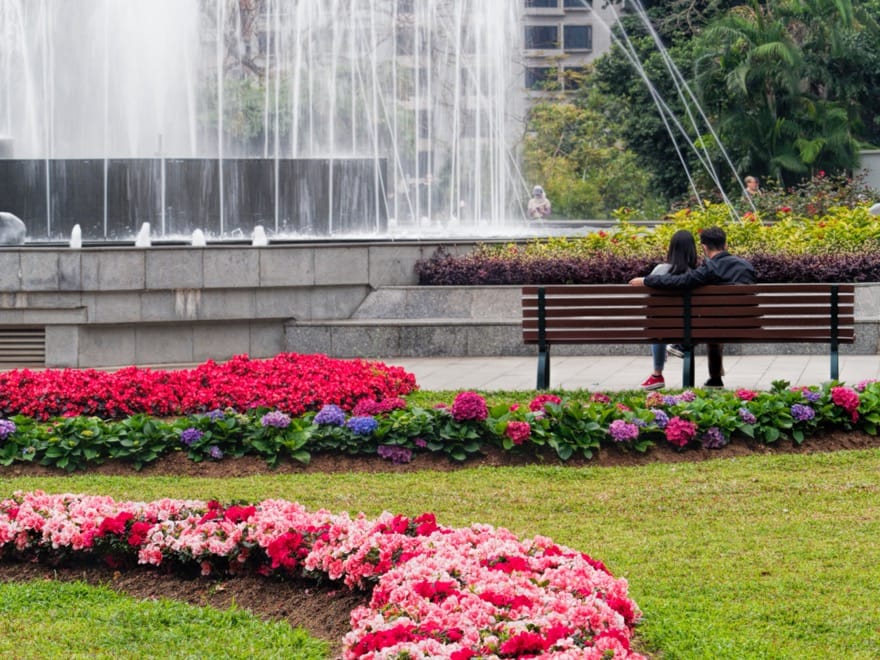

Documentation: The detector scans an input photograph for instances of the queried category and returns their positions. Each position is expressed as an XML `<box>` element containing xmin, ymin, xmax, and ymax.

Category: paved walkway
<box><xmin>380</xmin><ymin>354</ymin><xmax>880</xmax><ymax>392</ymax></box>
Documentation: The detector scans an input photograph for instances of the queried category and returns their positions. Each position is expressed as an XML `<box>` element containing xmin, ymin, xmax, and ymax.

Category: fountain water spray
<box><xmin>0</xmin><ymin>0</ymin><xmax>527</xmax><ymax>241</ymax></box>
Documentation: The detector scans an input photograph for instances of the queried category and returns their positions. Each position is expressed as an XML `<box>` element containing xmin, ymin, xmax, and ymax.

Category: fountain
<box><xmin>0</xmin><ymin>0</ymin><xmax>527</xmax><ymax>242</ymax></box>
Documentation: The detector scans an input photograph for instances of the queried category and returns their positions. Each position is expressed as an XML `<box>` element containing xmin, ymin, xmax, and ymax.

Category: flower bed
<box><xmin>0</xmin><ymin>353</ymin><xmax>416</xmax><ymax>420</ymax></box>
<box><xmin>0</xmin><ymin>491</ymin><xmax>643</xmax><ymax>659</ymax></box>
<box><xmin>0</xmin><ymin>377</ymin><xmax>877</xmax><ymax>472</ymax></box>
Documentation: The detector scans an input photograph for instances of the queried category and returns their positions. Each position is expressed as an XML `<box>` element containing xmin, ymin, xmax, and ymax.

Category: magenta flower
<box><xmin>665</xmin><ymin>416</ymin><xmax>697</xmax><ymax>448</ymax></box>
<box><xmin>831</xmin><ymin>386</ymin><xmax>860</xmax><ymax>422</ymax></box>
<box><xmin>529</xmin><ymin>393</ymin><xmax>561</xmax><ymax>412</ymax></box>
<box><xmin>505</xmin><ymin>421</ymin><xmax>531</xmax><ymax>445</ymax></box>
<box><xmin>451</xmin><ymin>391</ymin><xmax>488</xmax><ymax>422</ymax></box>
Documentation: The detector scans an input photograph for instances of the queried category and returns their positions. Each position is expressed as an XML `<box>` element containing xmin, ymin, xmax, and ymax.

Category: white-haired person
<box><xmin>527</xmin><ymin>185</ymin><xmax>552</xmax><ymax>219</ymax></box>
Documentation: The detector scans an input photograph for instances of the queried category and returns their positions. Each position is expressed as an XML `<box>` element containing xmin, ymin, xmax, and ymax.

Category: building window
<box><xmin>563</xmin><ymin>25</ymin><xmax>592</xmax><ymax>51</ymax></box>
<box><xmin>526</xmin><ymin>0</ymin><xmax>558</xmax><ymax>7</ymax></box>
<box><xmin>563</xmin><ymin>0</ymin><xmax>591</xmax><ymax>8</ymax></box>
<box><xmin>526</xmin><ymin>67</ymin><xmax>556</xmax><ymax>90</ymax></box>
<box><xmin>525</xmin><ymin>25</ymin><xmax>558</xmax><ymax>50</ymax></box>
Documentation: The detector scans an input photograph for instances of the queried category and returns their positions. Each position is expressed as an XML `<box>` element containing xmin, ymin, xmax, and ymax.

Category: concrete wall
<box><xmin>2</xmin><ymin>242</ymin><xmax>879</xmax><ymax>367</ymax></box>
<box><xmin>0</xmin><ymin>241</ymin><xmax>474</xmax><ymax>367</ymax></box>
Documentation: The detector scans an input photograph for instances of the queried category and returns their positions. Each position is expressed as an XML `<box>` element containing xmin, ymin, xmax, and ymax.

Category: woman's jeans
<box><xmin>651</xmin><ymin>344</ymin><xmax>666</xmax><ymax>373</ymax></box>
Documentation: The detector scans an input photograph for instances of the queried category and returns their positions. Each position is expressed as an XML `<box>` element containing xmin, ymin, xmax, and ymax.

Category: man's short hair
<box><xmin>699</xmin><ymin>226</ymin><xmax>726</xmax><ymax>251</ymax></box>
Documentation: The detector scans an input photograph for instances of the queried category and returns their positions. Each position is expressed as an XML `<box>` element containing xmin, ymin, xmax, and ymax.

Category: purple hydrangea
<box><xmin>801</xmin><ymin>389</ymin><xmax>822</xmax><ymax>403</ymax></box>
<box><xmin>261</xmin><ymin>410</ymin><xmax>291</xmax><ymax>429</ymax></box>
<box><xmin>678</xmin><ymin>390</ymin><xmax>697</xmax><ymax>402</ymax></box>
<box><xmin>608</xmin><ymin>419</ymin><xmax>640</xmax><ymax>443</ymax></box>
<box><xmin>791</xmin><ymin>403</ymin><xmax>816</xmax><ymax>422</ymax></box>
<box><xmin>701</xmin><ymin>426</ymin><xmax>728</xmax><ymax>449</ymax></box>
<box><xmin>651</xmin><ymin>408</ymin><xmax>669</xmax><ymax>429</ymax></box>
<box><xmin>739</xmin><ymin>408</ymin><xmax>757</xmax><ymax>425</ymax></box>
<box><xmin>414</xmin><ymin>437</ymin><xmax>428</xmax><ymax>448</ymax></box>
<box><xmin>180</xmin><ymin>427</ymin><xmax>204</xmax><ymax>446</ymax></box>
<box><xmin>208</xmin><ymin>445</ymin><xmax>224</xmax><ymax>460</ymax></box>
<box><xmin>314</xmin><ymin>404</ymin><xmax>346</xmax><ymax>426</ymax></box>
<box><xmin>0</xmin><ymin>419</ymin><xmax>16</xmax><ymax>440</ymax></box>
<box><xmin>205</xmin><ymin>409</ymin><xmax>225</xmax><ymax>421</ymax></box>
<box><xmin>662</xmin><ymin>395</ymin><xmax>678</xmax><ymax>406</ymax></box>
<box><xmin>346</xmin><ymin>415</ymin><xmax>379</xmax><ymax>436</ymax></box>
<box><xmin>377</xmin><ymin>444</ymin><xmax>413</xmax><ymax>464</ymax></box>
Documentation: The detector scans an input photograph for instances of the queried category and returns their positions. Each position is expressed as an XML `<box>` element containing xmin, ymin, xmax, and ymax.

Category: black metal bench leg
<box><xmin>682</xmin><ymin>350</ymin><xmax>695</xmax><ymax>388</ymax></box>
<box><xmin>830</xmin><ymin>344</ymin><xmax>839</xmax><ymax>381</ymax></box>
<box><xmin>537</xmin><ymin>348</ymin><xmax>550</xmax><ymax>390</ymax></box>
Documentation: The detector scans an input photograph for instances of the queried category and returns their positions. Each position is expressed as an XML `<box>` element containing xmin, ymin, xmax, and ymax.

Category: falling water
<box><xmin>0</xmin><ymin>0</ymin><xmax>527</xmax><ymax>240</ymax></box>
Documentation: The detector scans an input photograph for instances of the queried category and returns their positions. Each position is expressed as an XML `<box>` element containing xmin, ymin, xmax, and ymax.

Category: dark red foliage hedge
<box><xmin>0</xmin><ymin>353</ymin><xmax>417</xmax><ymax>420</ymax></box>
<box><xmin>416</xmin><ymin>248</ymin><xmax>656</xmax><ymax>285</ymax></box>
<box><xmin>416</xmin><ymin>246</ymin><xmax>880</xmax><ymax>285</ymax></box>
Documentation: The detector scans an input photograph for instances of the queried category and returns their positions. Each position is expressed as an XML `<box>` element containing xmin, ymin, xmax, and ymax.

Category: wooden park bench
<box><xmin>522</xmin><ymin>284</ymin><xmax>855</xmax><ymax>390</ymax></box>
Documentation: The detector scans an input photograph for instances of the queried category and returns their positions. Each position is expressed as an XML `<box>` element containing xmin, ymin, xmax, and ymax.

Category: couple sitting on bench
<box><xmin>629</xmin><ymin>226</ymin><xmax>756</xmax><ymax>390</ymax></box>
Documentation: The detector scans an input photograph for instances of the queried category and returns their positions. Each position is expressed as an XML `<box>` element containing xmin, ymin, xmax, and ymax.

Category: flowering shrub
<box><xmin>0</xmin><ymin>491</ymin><xmax>643</xmax><ymax>659</ymax></box>
<box><xmin>416</xmin><ymin>202</ymin><xmax>880</xmax><ymax>285</ymax></box>
<box><xmin>0</xmin><ymin>353</ymin><xmax>416</xmax><ymax>420</ymax></box>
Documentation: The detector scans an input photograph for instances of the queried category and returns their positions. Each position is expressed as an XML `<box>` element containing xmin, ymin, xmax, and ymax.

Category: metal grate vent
<box><xmin>0</xmin><ymin>327</ymin><xmax>46</xmax><ymax>367</ymax></box>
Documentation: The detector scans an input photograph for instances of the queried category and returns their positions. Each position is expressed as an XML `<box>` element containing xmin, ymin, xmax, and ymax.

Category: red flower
<box><xmin>224</xmin><ymin>505</ymin><xmax>256</xmax><ymax>523</ymax></box>
<box><xmin>127</xmin><ymin>521</ymin><xmax>152</xmax><ymax>547</ymax></box>
<box><xmin>98</xmin><ymin>511</ymin><xmax>134</xmax><ymax>536</ymax></box>
<box><xmin>499</xmin><ymin>631</ymin><xmax>548</xmax><ymax>656</ymax></box>
<box><xmin>266</xmin><ymin>531</ymin><xmax>304</xmax><ymax>571</ymax></box>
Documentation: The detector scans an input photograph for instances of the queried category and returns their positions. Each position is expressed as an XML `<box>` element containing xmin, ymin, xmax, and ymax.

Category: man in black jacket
<box><xmin>630</xmin><ymin>226</ymin><xmax>756</xmax><ymax>388</ymax></box>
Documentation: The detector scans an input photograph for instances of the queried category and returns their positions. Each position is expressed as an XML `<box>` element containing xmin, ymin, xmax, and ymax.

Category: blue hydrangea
<box><xmin>651</xmin><ymin>408</ymin><xmax>669</xmax><ymax>429</ymax></box>
<box><xmin>0</xmin><ymin>419</ymin><xmax>16</xmax><ymax>440</ymax></box>
<box><xmin>208</xmin><ymin>445</ymin><xmax>223</xmax><ymax>460</ymax></box>
<box><xmin>205</xmin><ymin>409</ymin><xmax>225</xmax><ymax>421</ymax></box>
<box><xmin>261</xmin><ymin>410</ymin><xmax>291</xmax><ymax>428</ymax></box>
<box><xmin>314</xmin><ymin>404</ymin><xmax>346</xmax><ymax>426</ymax></box>
<box><xmin>801</xmin><ymin>389</ymin><xmax>822</xmax><ymax>403</ymax></box>
<box><xmin>180</xmin><ymin>427</ymin><xmax>203</xmax><ymax>446</ymax></box>
<box><xmin>791</xmin><ymin>403</ymin><xmax>816</xmax><ymax>422</ymax></box>
<box><xmin>346</xmin><ymin>415</ymin><xmax>378</xmax><ymax>436</ymax></box>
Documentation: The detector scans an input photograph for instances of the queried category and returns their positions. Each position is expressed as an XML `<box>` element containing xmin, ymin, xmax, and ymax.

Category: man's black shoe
<box><xmin>667</xmin><ymin>344</ymin><xmax>685</xmax><ymax>358</ymax></box>
<box><xmin>703</xmin><ymin>378</ymin><xmax>724</xmax><ymax>389</ymax></box>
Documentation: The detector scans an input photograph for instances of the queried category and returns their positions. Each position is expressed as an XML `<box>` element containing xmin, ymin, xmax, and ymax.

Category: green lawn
<box><xmin>2</xmin><ymin>447</ymin><xmax>879</xmax><ymax>658</ymax></box>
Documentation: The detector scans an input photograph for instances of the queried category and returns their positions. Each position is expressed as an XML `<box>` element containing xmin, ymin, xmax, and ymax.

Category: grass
<box><xmin>2</xmin><ymin>448</ymin><xmax>880</xmax><ymax>658</ymax></box>
<box><xmin>0</xmin><ymin>580</ymin><xmax>327</xmax><ymax>659</ymax></box>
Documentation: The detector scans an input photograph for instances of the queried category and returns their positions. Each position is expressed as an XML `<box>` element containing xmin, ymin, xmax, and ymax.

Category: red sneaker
<box><xmin>640</xmin><ymin>374</ymin><xmax>665</xmax><ymax>390</ymax></box>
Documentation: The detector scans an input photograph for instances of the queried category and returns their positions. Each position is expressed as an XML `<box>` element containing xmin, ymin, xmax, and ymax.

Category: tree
<box><xmin>523</xmin><ymin>95</ymin><xmax>663</xmax><ymax>219</ymax></box>
<box><xmin>694</xmin><ymin>0</ymin><xmax>879</xmax><ymax>184</ymax></box>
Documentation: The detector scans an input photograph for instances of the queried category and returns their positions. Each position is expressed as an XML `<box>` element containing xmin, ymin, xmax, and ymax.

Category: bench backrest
<box><xmin>522</xmin><ymin>284</ymin><xmax>855</xmax><ymax>346</ymax></box>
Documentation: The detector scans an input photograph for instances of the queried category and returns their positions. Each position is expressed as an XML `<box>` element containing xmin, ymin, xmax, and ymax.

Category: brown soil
<box><xmin>2</xmin><ymin>431</ymin><xmax>878</xmax><ymax>658</ymax></box>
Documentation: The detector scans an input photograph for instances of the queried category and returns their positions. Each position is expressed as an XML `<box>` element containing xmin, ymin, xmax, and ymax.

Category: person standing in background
<box><xmin>744</xmin><ymin>175</ymin><xmax>761</xmax><ymax>199</ymax></box>
<box><xmin>527</xmin><ymin>185</ymin><xmax>552</xmax><ymax>219</ymax></box>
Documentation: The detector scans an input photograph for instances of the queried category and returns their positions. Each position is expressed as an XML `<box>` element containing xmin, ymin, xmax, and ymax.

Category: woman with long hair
<box><xmin>639</xmin><ymin>229</ymin><xmax>698</xmax><ymax>390</ymax></box>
